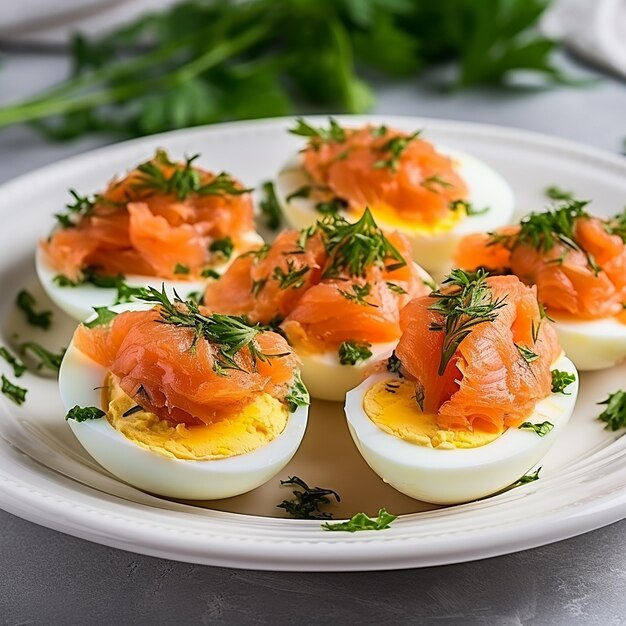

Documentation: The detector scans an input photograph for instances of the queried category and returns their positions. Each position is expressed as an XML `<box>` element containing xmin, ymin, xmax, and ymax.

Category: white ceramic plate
<box><xmin>0</xmin><ymin>116</ymin><xmax>625</xmax><ymax>571</ymax></box>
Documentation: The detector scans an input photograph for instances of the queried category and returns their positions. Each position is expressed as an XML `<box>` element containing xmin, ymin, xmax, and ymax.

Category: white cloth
<box><xmin>543</xmin><ymin>0</ymin><xmax>626</xmax><ymax>80</ymax></box>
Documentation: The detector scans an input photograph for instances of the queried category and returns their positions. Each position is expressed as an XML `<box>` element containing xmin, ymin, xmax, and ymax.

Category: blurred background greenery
<box><xmin>0</xmin><ymin>0</ymin><xmax>571</xmax><ymax>141</ymax></box>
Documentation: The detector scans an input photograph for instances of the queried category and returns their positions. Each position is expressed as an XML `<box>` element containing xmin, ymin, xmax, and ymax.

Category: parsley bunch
<box><xmin>0</xmin><ymin>0</ymin><xmax>566</xmax><ymax>140</ymax></box>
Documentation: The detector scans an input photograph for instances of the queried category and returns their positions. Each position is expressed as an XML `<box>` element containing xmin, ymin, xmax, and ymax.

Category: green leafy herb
<box><xmin>173</xmin><ymin>263</ymin><xmax>190</xmax><ymax>275</ymax></box>
<box><xmin>551</xmin><ymin>369</ymin><xmax>576</xmax><ymax>394</ymax></box>
<box><xmin>272</xmin><ymin>260</ymin><xmax>310</xmax><ymax>290</ymax></box>
<box><xmin>386</xmin><ymin>281</ymin><xmax>407</xmax><ymax>295</ymax></box>
<box><xmin>138</xmin><ymin>286</ymin><xmax>287</xmax><ymax>373</ymax></box>
<box><xmin>277</xmin><ymin>475</ymin><xmax>340</xmax><ymax>520</ymax></box>
<box><xmin>286</xmin><ymin>185</ymin><xmax>312</xmax><ymax>202</ymax></box>
<box><xmin>1</xmin><ymin>375</ymin><xmax>27</xmax><ymax>405</ymax></box>
<box><xmin>450</xmin><ymin>199</ymin><xmax>489</xmax><ymax>217</ymax></box>
<box><xmin>421</xmin><ymin>174</ymin><xmax>453</xmax><ymax>192</ymax></box>
<box><xmin>428</xmin><ymin>269</ymin><xmax>506</xmax><ymax>376</ymax></box>
<box><xmin>65</xmin><ymin>405</ymin><xmax>106</xmax><ymax>422</ymax></box>
<box><xmin>54</xmin><ymin>269</ymin><xmax>146</xmax><ymax>305</ymax></box>
<box><xmin>259</xmin><ymin>181</ymin><xmax>283</xmax><ymax>230</ymax></box>
<box><xmin>545</xmin><ymin>186</ymin><xmax>575</xmax><ymax>201</ymax></box>
<box><xmin>289</xmin><ymin>117</ymin><xmax>346</xmax><ymax>145</ymax></box>
<box><xmin>338</xmin><ymin>340</ymin><xmax>373</xmax><ymax>365</ymax></box>
<box><xmin>0</xmin><ymin>347</ymin><xmax>26</xmax><ymax>378</ymax></box>
<box><xmin>321</xmin><ymin>508</ymin><xmax>397</xmax><ymax>533</ymax></box>
<box><xmin>20</xmin><ymin>342</ymin><xmax>65</xmax><ymax>373</ymax></box>
<box><xmin>319</xmin><ymin>208</ymin><xmax>406</xmax><ymax>278</ymax></box>
<box><xmin>55</xmin><ymin>189</ymin><xmax>101</xmax><ymax>228</ymax></box>
<box><xmin>606</xmin><ymin>207</ymin><xmax>626</xmax><ymax>242</ymax></box>
<box><xmin>490</xmin><ymin>468</ymin><xmax>542</xmax><ymax>498</ymax></box>
<box><xmin>386</xmin><ymin>351</ymin><xmax>402</xmax><ymax>374</ymax></box>
<box><xmin>251</xmin><ymin>278</ymin><xmax>268</xmax><ymax>297</ymax></box>
<box><xmin>597</xmin><ymin>390</ymin><xmax>626</xmax><ymax>431</ymax></box>
<box><xmin>16</xmin><ymin>290</ymin><xmax>53</xmax><ymax>330</ymax></box>
<box><xmin>315</xmin><ymin>197</ymin><xmax>348</xmax><ymax>215</ymax></box>
<box><xmin>209</xmin><ymin>236</ymin><xmax>234</xmax><ymax>260</ymax></box>
<box><xmin>201</xmin><ymin>267</ymin><xmax>221</xmax><ymax>279</ymax></box>
<box><xmin>338</xmin><ymin>282</ymin><xmax>377</xmax><ymax>307</ymax></box>
<box><xmin>515</xmin><ymin>344</ymin><xmax>539</xmax><ymax>364</ymax></box>
<box><xmin>519</xmin><ymin>421</ymin><xmax>554</xmax><ymax>436</ymax></box>
<box><xmin>284</xmin><ymin>372</ymin><xmax>310</xmax><ymax>413</ymax></box>
<box><xmin>374</xmin><ymin>130</ymin><xmax>421</xmax><ymax>172</ymax></box>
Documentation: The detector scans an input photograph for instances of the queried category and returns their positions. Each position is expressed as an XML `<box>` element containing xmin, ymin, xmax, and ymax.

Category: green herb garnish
<box><xmin>16</xmin><ymin>290</ymin><xmax>53</xmax><ymax>330</ymax></box>
<box><xmin>284</xmin><ymin>372</ymin><xmax>310</xmax><ymax>413</ymax></box>
<box><xmin>338</xmin><ymin>340</ymin><xmax>372</xmax><ymax>365</ymax></box>
<box><xmin>387</xmin><ymin>351</ymin><xmax>402</xmax><ymax>374</ymax></box>
<box><xmin>428</xmin><ymin>269</ymin><xmax>506</xmax><ymax>376</ymax></box>
<box><xmin>315</xmin><ymin>197</ymin><xmax>348</xmax><ymax>215</ymax></box>
<box><xmin>277</xmin><ymin>475</ymin><xmax>340</xmax><ymax>520</ymax></box>
<box><xmin>201</xmin><ymin>267</ymin><xmax>221</xmax><ymax>279</ymax></box>
<box><xmin>606</xmin><ymin>207</ymin><xmax>626</xmax><ymax>242</ymax></box>
<box><xmin>286</xmin><ymin>185</ymin><xmax>312</xmax><ymax>202</ymax></box>
<box><xmin>597</xmin><ymin>390</ymin><xmax>626</xmax><ymax>431</ymax></box>
<box><xmin>321</xmin><ymin>508</ymin><xmax>397</xmax><ymax>533</ymax></box>
<box><xmin>173</xmin><ymin>263</ymin><xmax>190</xmax><ymax>275</ymax></box>
<box><xmin>450</xmin><ymin>199</ymin><xmax>489</xmax><ymax>216</ymax></box>
<box><xmin>209</xmin><ymin>236</ymin><xmax>234</xmax><ymax>260</ymax></box>
<box><xmin>65</xmin><ymin>405</ymin><xmax>106</xmax><ymax>422</ymax></box>
<box><xmin>0</xmin><ymin>347</ymin><xmax>26</xmax><ymax>377</ymax></box>
<box><xmin>1</xmin><ymin>375</ymin><xmax>27</xmax><ymax>405</ymax></box>
<box><xmin>259</xmin><ymin>180</ymin><xmax>283</xmax><ymax>230</ymax></box>
<box><xmin>545</xmin><ymin>186</ymin><xmax>575</xmax><ymax>201</ymax></box>
<box><xmin>421</xmin><ymin>174</ymin><xmax>453</xmax><ymax>192</ymax></box>
<box><xmin>374</xmin><ymin>130</ymin><xmax>421</xmax><ymax>172</ymax></box>
<box><xmin>272</xmin><ymin>260</ymin><xmax>310</xmax><ymax>290</ymax></box>
<box><xmin>515</xmin><ymin>344</ymin><xmax>539</xmax><ymax>364</ymax></box>
<box><xmin>386</xmin><ymin>281</ymin><xmax>407</xmax><ymax>295</ymax></box>
<box><xmin>551</xmin><ymin>369</ymin><xmax>576</xmax><ymax>394</ymax></box>
<box><xmin>490</xmin><ymin>468</ymin><xmax>542</xmax><ymax>498</ymax></box>
<box><xmin>20</xmin><ymin>342</ymin><xmax>65</xmax><ymax>373</ymax></box>
<box><xmin>338</xmin><ymin>283</ymin><xmax>377</xmax><ymax>307</ymax></box>
<box><xmin>519</xmin><ymin>421</ymin><xmax>554</xmax><ymax>436</ymax></box>
<box><xmin>289</xmin><ymin>117</ymin><xmax>346</xmax><ymax>145</ymax></box>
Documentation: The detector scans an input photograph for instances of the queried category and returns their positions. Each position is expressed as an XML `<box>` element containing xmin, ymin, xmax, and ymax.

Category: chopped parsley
<box><xmin>597</xmin><ymin>390</ymin><xmax>626</xmax><ymax>431</ymax></box>
<box><xmin>53</xmin><ymin>270</ymin><xmax>145</xmax><ymax>304</ymax></box>
<box><xmin>277</xmin><ymin>475</ymin><xmax>340</xmax><ymax>520</ymax></box>
<box><xmin>519</xmin><ymin>421</ymin><xmax>554</xmax><ymax>437</ymax></box>
<box><xmin>209</xmin><ymin>236</ymin><xmax>234</xmax><ymax>260</ymax></box>
<box><xmin>321</xmin><ymin>508</ymin><xmax>397</xmax><ymax>532</ymax></box>
<box><xmin>16</xmin><ymin>290</ymin><xmax>53</xmax><ymax>330</ymax></box>
<box><xmin>551</xmin><ymin>369</ymin><xmax>576</xmax><ymax>394</ymax></box>
<box><xmin>1</xmin><ymin>375</ymin><xmax>27</xmax><ymax>405</ymax></box>
<box><xmin>84</xmin><ymin>306</ymin><xmax>118</xmax><ymax>329</ymax></box>
<box><xmin>20</xmin><ymin>342</ymin><xmax>65</xmax><ymax>373</ymax></box>
<box><xmin>338</xmin><ymin>340</ymin><xmax>373</xmax><ymax>365</ymax></box>
<box><xmin>65</xmin><ymin>405</ymin><xmax>106</xmax><ymax>422</ymax></box>
<box><xmin>450</xmin><ymin>199</ymin><xmax>489</xmax><ymax>216</ymax></box>
<box><xmin>0</xmin><ymin>347</ymin><xmax>26</xmax><ymax>377</ymax></box>
<box><xmin>201</xmin><ymin>267</ymin><xmax>221</xmax><ymax>279</ymax></box>
<box><xmin>173</xmin><ymin>263</ymin><xmax>190</xmax><ymax>275</ymax></box>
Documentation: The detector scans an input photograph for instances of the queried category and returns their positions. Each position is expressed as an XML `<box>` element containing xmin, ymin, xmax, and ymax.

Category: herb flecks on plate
<box><xmin>277</xmin><ymin>475</ymin><xmax>340</xmax><ymax>520</ymax></box>
<box><xmin>1</xmin><ymin>375</ymin><xmax>27</xmax><ymax>406</ymax></box>
<box><xmin>16</xmin><ymin>290</ymin><xmax>53</xmax><ymax>330</ymax></box>
<box><xmin>551</xmin><ymin>369</ymin><xmax>576</xmax><ymax>394</ymax></box>
<box><xmin>66</xmin><ymin>406</ymin><xmax>106</xmax><ymax>422</ymax></box>
<box><xmin>0</xmin><ymin>347</ymin><xmax>26</xmax><ymax>378</ymax></box>
<box><xmin>597</xmin><ymin>390</ymin><xmax>626</xmax><ymax>431</ymax></box>
<box><xmin>20</xmin><ymin>342</ymin><xmax>66</xmax><ymax>373</ymax></box>
<box><xmin>322</xmin><ymin>508</ymin><xmax>397</xmax><ymax>532</ymax></box>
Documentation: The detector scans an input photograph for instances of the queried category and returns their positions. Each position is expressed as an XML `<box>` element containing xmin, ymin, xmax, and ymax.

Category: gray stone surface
<box><xmin>0</xmin><ymin>49</ymin><xmax>625</xmax><ymax>625</ymax></box>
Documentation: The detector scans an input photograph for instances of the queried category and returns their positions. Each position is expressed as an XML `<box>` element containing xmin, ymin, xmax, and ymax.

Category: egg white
<box><xmin>58</xmin><ymin>303</ymin><xmax>308</xmax><ymax>500</ymax></box>
<box><xmin>553</xmin><ymin>316</ymin><xmax>626</xmax><ymax>371</ymax></box>
<box><xmin>275</xmin><ymin>147</ymin><xmax>515</xmax><ymax>276</ymax></box>
<box><xmin>344</xmin><ymin>354</ymin><xmax>578</xmax><ymax>504</ymax></box>
<box><xmin>36</xmin><ymin>231</ymin><xmax>264</xmax><ymax>321</ymax></box>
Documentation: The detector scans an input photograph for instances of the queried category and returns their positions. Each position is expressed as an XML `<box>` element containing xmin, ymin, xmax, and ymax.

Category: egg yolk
<box><xmin>102</xmin><ymin>374</ymin><xmax>289</xmax><ymax>460</ymax></box>
<box><xmin>363</xmin><ymin>378</ymin><xmax>503</xmax><ymax>449</ymax></box>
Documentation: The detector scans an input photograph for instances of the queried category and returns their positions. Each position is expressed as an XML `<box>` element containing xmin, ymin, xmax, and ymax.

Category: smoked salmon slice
<box><xmin>74</xmin><ymin>298</ymin><xmax>300</xmax><ymax>426</ymax></box>
<box><xmin>291</xmin><ymin>119</ymin><xmax>468</xmax><ymax>225</ymax></box>
<box><xmin>41</xmin><ymin>150</ymin><xmax>256</xmax><ymax>282</ymax></box>
<box><xmin>203</xmin><ymin>209</ymin><xmax>432</xmax><ymax>351</ymax></box>
<box><xmin>395</xmin><ymin>271</ymin><xmax>561</xmax><ymax>433</ymax></box>
<box><xmin>454</xmin><ymin>201</ymin><xmax>626</xmax><ymax>321</ymax></box>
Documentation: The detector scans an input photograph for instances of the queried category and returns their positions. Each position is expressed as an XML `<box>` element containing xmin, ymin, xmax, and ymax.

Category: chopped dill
<box><xmin>337</xmin><ymin>282</ymin><xmax>377</xmax><ymax>307</ymax></box>
<box><xmin>272</xmin><ymin>260</ymin><xmax>310</xmax><ymax>290</ymax></box>
<box><xmin>277</xmin><ymin>475</ymin><xmax>340</xmax><ymax>519</ymax></box>
<box><xmin>338</xmin><ymin>340</ymin><xmax>372</xmax><ymax>365</ymax></box>
<box><xmin>373</xmin><ymin>130</ymin><xmax>421</xmax><ymax>172</ymax></box>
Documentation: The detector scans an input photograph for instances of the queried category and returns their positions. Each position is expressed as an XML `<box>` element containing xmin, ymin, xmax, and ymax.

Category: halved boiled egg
<box><xmin>345</xmin><ymin>353</ymin><xmax>578</xmax><ymax>504</ymax></box>
<box><xmin>58</xmin><ymin>303</ymin><xmax>308</xmax><ymax>500</ymax></box>
<box><xmin>276</xmin><ymin>123</ymin><xmax>514</xmax><ymax>275</ymax></box>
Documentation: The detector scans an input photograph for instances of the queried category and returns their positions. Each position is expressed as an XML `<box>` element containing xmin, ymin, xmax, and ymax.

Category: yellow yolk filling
<box><xmin>103</xmin><ymin>374</ymin><xmax>289</xmax><ymax>461</ymax></box>
<box><xmin>348</xmin><ymin>202</ymin><xmax>465</xmax><ymax>236</ymax></box>
<box><xmin>363</xmin><ymin>378</ymin><xmax>503</xmax><ymax>449</ymax></box>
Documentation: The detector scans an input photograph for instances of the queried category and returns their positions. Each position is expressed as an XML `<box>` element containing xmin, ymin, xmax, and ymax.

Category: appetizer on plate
<box><xmin>455</xmin><ymin>200</ymin><xmax>626</xmax><ymax>370</ymax></box>
<box><xmin>204</xmin><ymin>209</ymin><xmax>434</xmax><ymax>401</ymax></box>
<box><xmin>37</xmin><ymin>150</ymin><xmax>263</xmax><ymax>321</ymax></box>
<box><xmin>58</xmin><ymin>290</ymin><xmax>309</xmax><ymax>500</ymax></box>
<box><xmin>345</xmin><ymin>270</ymin><xmax>578</xmax><ymax>504</ymax></box>
<box><xmin>275</xmin><ymin>118</ymin><xmax>514</xmax><ymax>274</ymax></box>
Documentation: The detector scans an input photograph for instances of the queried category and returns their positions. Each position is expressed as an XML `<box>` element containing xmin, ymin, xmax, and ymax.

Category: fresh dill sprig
<box><xmin>16</xmin><ymin>290</ymin><xmax>53</xmax><ymax>330</ymax></box>
<box><xmin>318</xmin><ymin>208</ymin><xmax>406</xmax><ymax>278</ymax></box>
<box><xmin>277</xmin><ymin>475</ymin><xmax>340</xmax><ymax>520</ymax></box>
<box><xmin>428</xmin><ymin>269</ymin><xmax>507</xmax><ymax>376</ymax></box>
<box><xmin>289</xmin><ymin>117</ymin><xmax>346</xmax><ymax>146</ymax></box>
<box><xmin>515</xmin><ymin>344</ymin><xmax>539</xmax><ymax>364</ymax></box>
<box><xmin>606</xmin><ymin>207</ymin><xmax>626</xmax><ymax>242</ymax></box>
<box><xmin>338</xmin><ymin>340</ymin><xmax>373</xmax><ymax>365</ymax></box>
<box><xmin>321</xmin><ymin>508</ymin><xmax>397</xmax><ymax>532</ymax></box>
<box><xmin>386</xmin><ymin>281</ymin><xmax>408</xmax><ymax>295</ymax></box>
<box><xmin>519</xmin><ymin>421</ymin><xmax>554</xmax><ymax>436</ymax></box>
<box><xmin>0</xmin><ymin>347</ymin><xmax>26</xmax><ymax>377</ymax></box>
<box><xmin>259</xmin><ymin>180</ymin><xmax>283</xmax><ymax>230</ymax></box>
<box><xmin>55</xmin><ymin>189</ymin><xmax>101</xmax><ymax>228</ymax></box>
<box><xmin>272</xmin><ymin>259</ymin><xmax>310</xmax><ymax>290</ymax></box>
<box><xmin>20</xmin><ymin>342</ymin><xmax>66</xmax><ymax>373</ymax></box>
<box><xmin>133</xmin><ymin>151</ymin><xmax>250</xmax><ymax>200</ymax></box>
<box><xmin>421</xmin><ymin>174</ymin><xmax>454</xmax><ymax>192</ymax></box>
<box><xmin>137</xmin><ymin>286</ymin><xmax>288</xmax><ymax>374</ymax></box>
<box><xmin>65</xmin><ymin>405</ymin><xmax>105</xmax><ymax>422</ymax></box>
<box><xmin>1</xmin><ymin>374</ymin><xmax>27</xmax><ymax>405</ymax></box>
<box><xmin>597</xmin><ymin>390</ymin><xmax>626</xmax><ymax>431</ymax></box>
<box><xmin>209</xmin><ymin>236</ymin><xmax>234</xmax><ymax>260</ymax></box>
<box><xmin>551</xmin><ymin>369</ymin><xmax>576</xmax><ymax>394</ymax></box>
<box><xmin>337</xmin><ymin>282</ymin><xmax>377</xmax><ymax>307</ymax></box>
<box><xmin>373</xmin><ymin>130</ymin><xmax>421</xmax><ymax>172</ymax></box>
<box><xmin>201</xmin><ymin>267</ymin><xmax>221</xmax><ymax>279</ymax></box>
